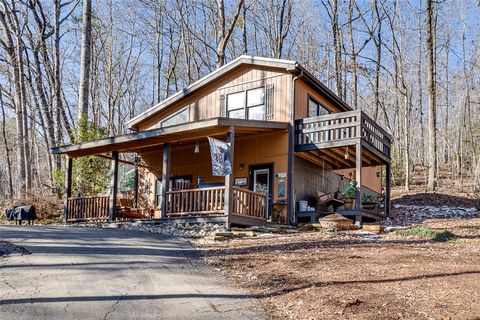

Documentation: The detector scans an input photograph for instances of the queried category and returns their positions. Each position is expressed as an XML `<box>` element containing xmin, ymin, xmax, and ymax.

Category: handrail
<box><xmin>232</xmin><ymin>187</ymin><xmax>267</xmax><ymax>218</ymax></box>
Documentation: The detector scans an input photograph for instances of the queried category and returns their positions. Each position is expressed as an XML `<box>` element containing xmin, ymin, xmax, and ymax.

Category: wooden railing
<box><xmin>165</xmin><ymin>186</ymin><xmax>225</xmax><ymax>217</ymax></box>
<box><xmin>66</xmin><ymin>195</ymin><xmax>109</xmax><ymax>221</ymax></box>
<box><xmin>232</xmin><ymin>187</ymin><xmax>267</xmax><ymax>218</ymax></box>
<box><xmin>295</xmin><ymin>110</ymin><xmax>391</xmax><ymax>159</ymax></box>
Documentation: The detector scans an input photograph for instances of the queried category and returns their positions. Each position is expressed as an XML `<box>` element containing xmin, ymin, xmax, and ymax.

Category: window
<box><xmin>227</xmin><ymin>87</ymin><xmax>266</xmax><ymax>120</ymax></box>
<box><xmin>161</xmin><ymin>107</ymin><xmax>189</xmax><ymax>127</ymax></box>
<box><xmin>308</xmin><ymin>96</ymin><xmax>331</xmax><ymax>117</ymax></box>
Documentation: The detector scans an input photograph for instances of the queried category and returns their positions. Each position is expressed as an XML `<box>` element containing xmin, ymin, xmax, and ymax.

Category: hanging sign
<box><xmin>207</xmin><ymin>137</ymin><xmax>232</xmax><ymax>176</ymax></box>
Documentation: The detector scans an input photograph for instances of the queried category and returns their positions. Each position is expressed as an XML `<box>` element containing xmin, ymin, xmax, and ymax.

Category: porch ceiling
<box><xmin>52</xmin><ymin>118</ymin><xmax>288</xmax><ymax>158</ymax></box>
<box><xmin>295</xmin><ymin>144</ymin><xmax>384</xmax><ymax>171</ymax></box>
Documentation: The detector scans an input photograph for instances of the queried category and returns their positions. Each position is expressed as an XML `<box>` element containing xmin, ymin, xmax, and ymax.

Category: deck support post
<box><xmin>224</xmin><ymin>126</ymin><xmax>235</xmax><ymax>229</ymax></box>
<box><xmin>287</xmin><ymin>124</ymin><xmax>295</xmax><ymax>225</ymax></box>
<box><xmin>108</xmin><ymin>151</ymin><xmax>119</xmax><ymax>222</ymax></box>
<box><xmin>160</xmin><ymin>143</ymin><xmax>170</xmax><ymax>219</ymax></box>
<box><xmin>63</xmin><ymin>156</ymin><xmax>73</xmax><ymax>224</ymax></box>
<box><xmin>355</xmin><ymin>142</ymin><xmax>362</xmax><ymax>226</ymax></box>
<box><xmin>385</xmin><ymin>162</ymin><xmax>391</xmax><ymax>217</ymax></box>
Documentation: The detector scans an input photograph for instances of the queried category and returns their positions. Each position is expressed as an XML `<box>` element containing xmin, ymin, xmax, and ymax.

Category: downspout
<box><xmin>287</xmin><ymin>67</ymin><xmax>303</xmax><ymax>225</ymax></box>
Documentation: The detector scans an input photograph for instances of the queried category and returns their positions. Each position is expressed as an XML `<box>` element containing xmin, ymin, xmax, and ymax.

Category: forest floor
<box><xmin>196</xmin><ymin>188</ymin><xmax>480</xmax><ymax>320</ymax></box>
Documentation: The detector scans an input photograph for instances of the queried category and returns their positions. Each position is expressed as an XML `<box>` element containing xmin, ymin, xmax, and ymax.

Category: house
<box><xmin>52</xmin><ymin>56</ymin><xmax>391</xmax><ymax>227</ymax></box>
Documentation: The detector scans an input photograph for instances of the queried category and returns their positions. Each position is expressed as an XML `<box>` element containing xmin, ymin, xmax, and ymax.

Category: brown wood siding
<box><xmin>294</xmin><ymin>79</ymin><xmax>343</xmax><ymax>119</ymax></box>
<box><xmin>138</xmin><ymin>66</ymin><xmax>292</xmax><ymax>131</ymax></box>
<box><xmin>138</xmin><ymin>131</ymin><xmax>289</xmax><ymax>206</ymax></box>
<box><xmin>334</xmin><ymin>166</ymin><xmax>382</xmax><ymax>193</ymax></box>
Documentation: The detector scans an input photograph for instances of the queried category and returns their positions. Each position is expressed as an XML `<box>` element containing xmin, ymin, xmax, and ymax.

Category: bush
<box><xmin>395</xmin><ymin>225</ymin><xmax>455</xmax><ymax>242</ymax></box>
<box><xmin>0</xmin><ymin>193</ymin><xmax>63</xmax><ymax>223</ymax></box>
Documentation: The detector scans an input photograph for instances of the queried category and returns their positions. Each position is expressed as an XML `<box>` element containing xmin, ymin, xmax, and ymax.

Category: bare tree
<box><xmin>426</xmin><ymin>0</ymin><xmax>437</xmax><ymax>191</ymax></box>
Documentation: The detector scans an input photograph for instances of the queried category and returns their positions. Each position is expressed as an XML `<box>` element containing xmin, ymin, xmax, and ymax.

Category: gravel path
<box><xmin>0</xmin><ymin>225</ymin><xmax>266</xmax><ymax>320</ymax></box>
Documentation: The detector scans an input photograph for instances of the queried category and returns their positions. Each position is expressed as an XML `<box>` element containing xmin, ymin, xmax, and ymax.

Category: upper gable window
<box><xmin>161</xmin><ymin>107</ymin><xmax>189</xmax><ymax>128</ymax></box>
<box><xmin>308</xmin><ymin>95</ymin><xmax>331</xmax><ymax>117</ymax></box>
<box><xmin>227</xmin><ymin>87</ymin><xmax>265</xmax><ymax>120</ymax></box>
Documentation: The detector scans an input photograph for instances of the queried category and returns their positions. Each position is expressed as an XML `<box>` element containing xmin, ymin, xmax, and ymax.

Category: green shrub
<box><xmin>341</xmin><ymin>181</ymin><xmax>357</xmax><ymax>199</ymax></box>
<box><xmin>395</xmin><ymin>226</ymin><xmax>455</xmax><ymax>242</ymax></box>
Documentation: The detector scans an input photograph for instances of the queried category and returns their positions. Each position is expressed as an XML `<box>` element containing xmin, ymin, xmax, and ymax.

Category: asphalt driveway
<box><xmin>0</xmin><ymin>225</ymin><xmax>266</xmax><ymax>320</ymax></box>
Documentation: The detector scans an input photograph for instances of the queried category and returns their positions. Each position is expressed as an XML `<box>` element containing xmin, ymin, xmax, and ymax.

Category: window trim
<box><xmin>307</xmin><ymin>94</ymin><xmax>332</xmax><ymax>117</ymax></box>
<box><xmin>160</xmin><ymin>107</ymin><xmax>190</xmax><ymax>128</ymax></box>
<box><xmin>226</xmin><ymin>86</ymin><xmax>266</xmax><ymax>120</ymax></box>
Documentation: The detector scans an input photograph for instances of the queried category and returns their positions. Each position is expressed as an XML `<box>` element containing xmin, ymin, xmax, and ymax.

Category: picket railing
<box><xmin>165</xmin><ymin>186</ymin><xmax>225</xmax><ymax>217</ymax></box>
<box><xmin>66</xmin><ymin>196</ymin><xmax>109</xmax><ymax>221</ymax></box>
<box><xmin>295</xmin><ymin>110</ymin><xmax>391</xmax><ymax>159</ymax></box>
<box><xmin>232</xmin><ymin>187</ymin><xmax>267</xmax><ymax>218</ymax></box>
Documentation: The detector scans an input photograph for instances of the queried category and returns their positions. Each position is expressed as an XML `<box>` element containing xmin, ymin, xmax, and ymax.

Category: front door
<box><xmin>249</xmin><ymin>164</ymin><xmax>273</xmax><ymax>217</ymax></box>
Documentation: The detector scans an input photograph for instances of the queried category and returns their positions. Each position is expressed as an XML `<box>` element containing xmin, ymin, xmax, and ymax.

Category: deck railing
<box><xmin>66</xmin><ymin>195</ymin><xmax>109</xmax><ymax>221</ymax></box>
<box><xmin>66</xmin><ymin>187</ymin><xmax>268</xmax><ymax>221</ymax></box>
<box><xmin>295</xmin><ymin>110</ymin><xmax>391</xmax><ymax>159</ymax></box>
<box><xmin>165</xmin><ymin>186</ymin><xmax>225</xmax><ymax>217</ymax></box>
<box><xmin>232</xmin><ymin>187</ymin><xmax>268</xmax><ymax>218</ymax></box>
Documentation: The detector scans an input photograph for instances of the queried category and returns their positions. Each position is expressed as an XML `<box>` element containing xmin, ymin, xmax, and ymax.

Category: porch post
<box><xmin>133</xmin><ymin>155</ymin><xmax>139</xmax><ymax>208</ymax></box>
<box><xmin>224</xmin><ymin>126</ymin><xmax>235</xmax><ymax>229</ymax></box>
<box><xmin>355</xmin><ymin>142</ymin><xmax>362</xmax><ymax>226</ymax></box>
<box><xmin>63</xmin><ymin>156</ymin><xmax>73</xmax><ymax>224</ymax></box>
<box><xmin>160</xmin><ymin>143</ymin><xmax>170</xmax><ymax>219</ymax></box>
<box><xmin>108</xmin><ymin>151</ymin><xmax>119</xmax><ymax>221</ymax></box>
<box><xmin>385</xmin><ymin>162</ymin><xmax>391</xmax><ymax>217</ymax></box>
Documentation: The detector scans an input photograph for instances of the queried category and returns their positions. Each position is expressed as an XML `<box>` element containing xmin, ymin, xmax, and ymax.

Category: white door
<box><xmin>253</xmin><ymin>169</ymin><xmax>270</xmax><ymax>194</ymax></box>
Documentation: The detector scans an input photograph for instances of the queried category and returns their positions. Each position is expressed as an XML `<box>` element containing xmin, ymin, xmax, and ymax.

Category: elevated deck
<box><xmin>295</xmin><ymin>110</ymin><xmax>392</xmax><ymax>224</ymax></box>
<box><xmin>295</xmin><ymin>110</ymin><xmax>391</xmax><ymax>168</ymax></box>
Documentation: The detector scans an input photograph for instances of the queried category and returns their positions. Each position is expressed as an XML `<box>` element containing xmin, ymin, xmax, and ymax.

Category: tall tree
<box><xmin>426</xmin><ymin>0</ymin><xmax>437</xmax><ymax>191</ymax></box>
<box><xmin>77</xmin><ymin>0</ymin><xmax>92</xmax><ymax>131</ymax></box>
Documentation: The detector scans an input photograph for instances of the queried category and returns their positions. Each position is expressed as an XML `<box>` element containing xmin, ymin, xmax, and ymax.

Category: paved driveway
<box><xmin>0</xmin><ymin>225</ymin><xmax>266</xmax><ymax>320</ymax></box>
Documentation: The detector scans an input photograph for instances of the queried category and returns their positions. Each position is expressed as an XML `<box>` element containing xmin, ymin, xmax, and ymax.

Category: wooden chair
<box><xmin>316</xmin><ymin>191</ymin><xmax>344</xmax><ymax>212</ymax></box>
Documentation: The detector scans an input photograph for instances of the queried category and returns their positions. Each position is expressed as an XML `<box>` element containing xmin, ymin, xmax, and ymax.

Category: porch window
<box><xmin>308</xmin><ymin>96</ymin><xmax>331</xmax><ymax>117</ymax></box>
<box><xmin>227</xmin><ymin>87</ymin><xmax>265</xmax><ymax>120</ymax></box>
<box><xmin>161</xmin><ymin>107</ymin><xmax>189</xmax><ymax>128</ymax></box>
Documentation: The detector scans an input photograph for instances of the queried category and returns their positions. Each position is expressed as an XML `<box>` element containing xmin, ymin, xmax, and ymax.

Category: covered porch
<box><xmin>295</xmin><ymin>110</ymin><xmax>392</xmax><ymax>224</ymax></box>
<box><xmin>53</xmin><ymin>118</ymin><xmax>289</xmax><ymax>228</ymax></box>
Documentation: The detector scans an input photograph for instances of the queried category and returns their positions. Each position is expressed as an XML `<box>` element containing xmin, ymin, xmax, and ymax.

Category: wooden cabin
<box><xmin>52</xmin><ymin>56</ymin><xmax>391</xmax><ymax>227</ymax></box>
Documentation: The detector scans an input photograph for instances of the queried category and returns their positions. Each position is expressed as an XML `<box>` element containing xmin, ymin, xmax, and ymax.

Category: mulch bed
<box><xmin>197</xmin><ymin>218</ymin><xmax>480</xmax><ymax>320</ymax></box>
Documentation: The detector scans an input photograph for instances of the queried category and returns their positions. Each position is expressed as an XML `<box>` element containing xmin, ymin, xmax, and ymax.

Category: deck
<box><xmin>295</xmin><ymin>110</ymin><xmax>391</xmax><ymax>167</ymax></box>
<box><xmin>295</xmin><ymin>110</ymin><xmax>392</xmax><ymax>223</ymax></box>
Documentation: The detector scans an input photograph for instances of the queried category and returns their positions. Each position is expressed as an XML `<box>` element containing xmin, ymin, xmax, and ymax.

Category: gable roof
<box><xmin>127</xmin><ymin>55</ymin><xmax>352</xmax><ymax>130</ymax></box>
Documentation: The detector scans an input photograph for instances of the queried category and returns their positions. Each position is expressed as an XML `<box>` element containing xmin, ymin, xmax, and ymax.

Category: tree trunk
<box><xmin>426</xmin><ymin>0</ymin><xmax>437</xmax><ymax>191</ymax></box>
<box><xmin>77</xmin><ymin>0</ymin><xmax>92</xmax><ymax>130</ymax></box>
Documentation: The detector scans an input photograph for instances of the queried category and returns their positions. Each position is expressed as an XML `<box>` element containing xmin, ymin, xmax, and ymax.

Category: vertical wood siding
<box><xmin>138</xmin><ymin>66</ymin><xmax>292</xmax><ymax>131</ymax></box>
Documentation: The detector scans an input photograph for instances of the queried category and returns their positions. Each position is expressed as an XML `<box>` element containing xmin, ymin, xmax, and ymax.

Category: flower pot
<box><xmin>343</xmin><ymin>198</ymin><xmax>356</xmax><ymax>210</ymax></box>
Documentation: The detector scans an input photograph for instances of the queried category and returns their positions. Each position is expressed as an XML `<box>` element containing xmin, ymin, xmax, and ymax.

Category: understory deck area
<box><xmin>295</xmin><ymin>110</ymin><xmax>392</xmax><ymax>223</ymax></box>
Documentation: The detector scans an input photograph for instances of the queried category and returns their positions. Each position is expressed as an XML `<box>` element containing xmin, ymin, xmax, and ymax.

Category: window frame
<box><xmin>226</xmin><ymin>86</ymin><xmax>266</xmax><ymax>121</ymax></box>
<box><xmin>160</xmin><ymin>107</ymin><xmax>190</xmax><ymax>128</ymax></box>
<box><xmin>307</xmin><ymin>94</ymin><xmax>332</xmax><ymax>117</ymax></box>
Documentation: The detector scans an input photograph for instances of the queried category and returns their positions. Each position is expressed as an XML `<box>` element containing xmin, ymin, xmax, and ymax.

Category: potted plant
<box><xmin>361</xmin><ymin>193</ymin><xmax>377</xmax><ymax>210</ymax></box>
<box><xmin>340</xmin><ymin>181</ymin><xmax>357</xmax><ymax>209</ymax></box>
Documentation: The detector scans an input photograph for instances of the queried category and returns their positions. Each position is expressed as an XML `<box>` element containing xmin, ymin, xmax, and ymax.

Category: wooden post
<box><xmin>133</xmin><ymin>156</ymin><xmax>139</xmax><ymax>208</ymax></box>
<box><xmin>160</xmin><ymin>143</ymin><xmax>170</xmax><ymax>219</ymax></box>
<box><xmin>63</xmin><ymin>156</ymin><xmax>73</xmax><ymax>224</ymax></box>
<box><xmin>385</xmin><ymin>162</ymin><xmax>391</xmax><ymax>217</ymax></box>
<box><xmin>108</xmin><ymin>151</ymin><xmax>119</xmax><ymax>221</ymax></box>
<box><xmin>224</xmin><ymin>126</ymin><xmax>235</xmax><ymax>229</ymax></box>
<box><xmin>355</xmin><ymin>142</ymin><xmax>362</xmax><ymax>226</ymax></box>
<box><xmin>287</xmin><ymin>124</ymin><xmax>295</xmax><ymax>225</ymax></box>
